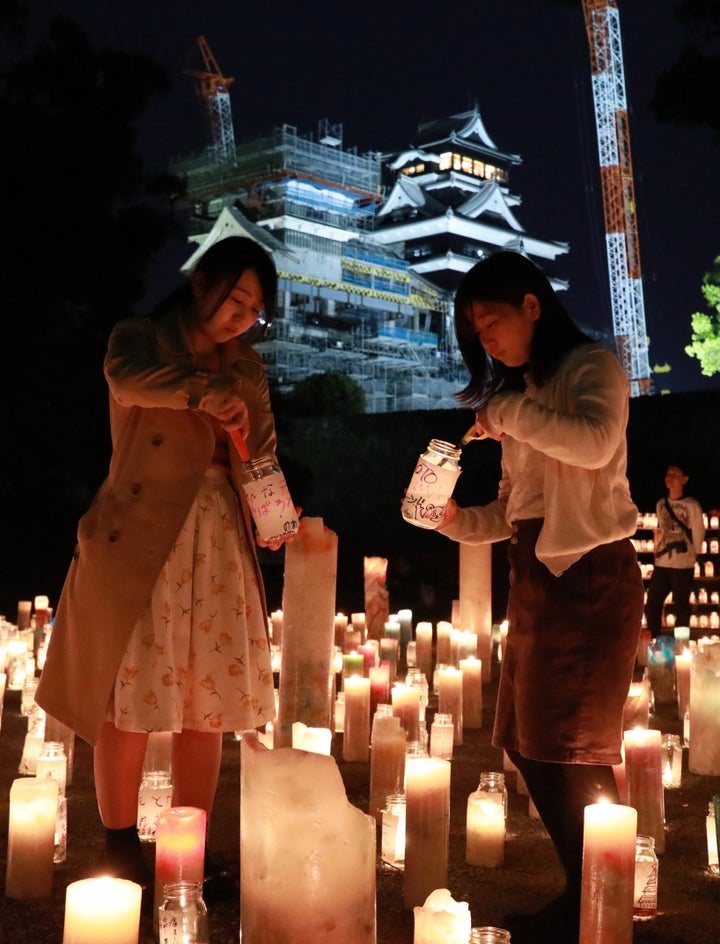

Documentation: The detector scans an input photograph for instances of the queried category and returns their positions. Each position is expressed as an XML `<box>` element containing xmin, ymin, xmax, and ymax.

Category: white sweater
<box><xmin>439</xmin><ymin>343</ymin><xmax>639</xmax><ymax>576</ymax></box>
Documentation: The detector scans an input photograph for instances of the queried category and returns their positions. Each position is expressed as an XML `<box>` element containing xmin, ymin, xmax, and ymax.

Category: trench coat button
<box><xmin>151</xmin><ymin>433</ymin><xmax>164</xmax><ymax>446</ymax></box>
<box><xmin>108</xmin><ymin>530</ymin><xmax>120</xmax><ymax>543</ymax></box>
<box><xmin>130</xmin><ymin>483</ymin><xmax>142</xmax><ymax>496</ymax></box>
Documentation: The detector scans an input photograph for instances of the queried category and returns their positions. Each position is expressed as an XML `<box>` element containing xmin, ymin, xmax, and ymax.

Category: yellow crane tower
<box><xmin>581</xmin><ymin>0</ymin><xmax>652</xmax><ymax>395</ymax></box>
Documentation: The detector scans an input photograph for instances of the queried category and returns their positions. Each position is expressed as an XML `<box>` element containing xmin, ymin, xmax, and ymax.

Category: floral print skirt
<box><xmin>108</xmin><ymin>469</ymin><xmax>276</xmax><ymax>733</ymax></box>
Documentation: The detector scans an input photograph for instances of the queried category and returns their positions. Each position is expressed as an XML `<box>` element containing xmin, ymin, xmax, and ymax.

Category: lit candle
<box><xmin>403</xmin><ymin>756</ymin><xmax>451</xmax><ymax>909</ymax></box>
<box><xmin>17</xmin><ymin>600</ymin><xmax>32</xmax><ymax>630</ymax></box>
<box><xmin>465</xmin><ymin>790</ymin><xmax>505</xmax><ymax>868</ymax></box>
<box><xmin>579</xmin><ymin>802</ymin><xmax>637</xmax><ymax>944</ymax></box>
<box><xmin>414</xmin><ymin>622</ymin><xmax>433</xmax><ymax>680</ymax></box>
<box><xmin>413</xmin><ymin>887</ymin><xmax>471</xmax><ymax>944</ymax></box>
<box><xmin>688</xmin><ymin>642</ymin><xmax>720</xmax><ymax>775</ymax></box>
<box><xmin>622</xmin><ymin>681</ymin><xmax>650</xmax><ymax>730</ymax></box>
<box><xmin>240</xmin><ymin>733</ymin><xmax>376</xmax><ymax>941</ymax></box>
<box><xmin>369</xmin><ymin>712</ymin><xmax>407</xmax><ymax>821</ymax></box>
<box><xmin>459</xmin><ymin>656</ymin><xmax>483</xmax><ymax>730</ymax></box>
<box><xmin>351</xmin><ymin>612</ymin><xmax>367</xmax><ymax>640</ymax></box>
<box><xmin>343</xmin><ymin>675</ymin><xmax>371</xmax><ymax>762</ymax></box>
<box><xmin>369</xmin><ymin>663</ymin><xmax>390</xmax><ymax>719</ymax></box>
<box><xmin>357</xmin><ymin>642</ymin><xmax>378</xmax><ymax>675</ymax></box>
<box><xmin>436</xmin><ymin>621</ymin><xmax>452</xmax><ymax>665</ymax></box>
<box><xmin>364</xmin><ymin>556</ymin><xmax>389</xmax><ymax>641</ymax></box>
<box><xmin>396</xmin><ymin>609</ymin><xmax>413</xmax><ymax>661</ymax></box>
<box><xmin>497</xmin><ymin>619</ymin><xmax>509</xmax><ymax>662</ymax></box>
<box><xmin>342</xmin><ymin>650</ymin><xmax>365</xmax><ymax>685</ymax></box>
<box><xmin>392</xmin><ymin>682</ymin><xmax>421</xmax><ymax>744</ymax></box>
<box><xmin>438</xmin><ymin>666</ymin><xmax>463</xmax><ymax>745</ymax></box>
<box><xmin>63</xmin><ymin>877</ymin><xmax>141</xmax><ymax>944</ymax></box>
<box><xmin>270</xmin><ymin>608</ymin><xmax>284</xmax><ymax>648</ymax></box>
<box><xmin>276</xmin><ymin>518</ymin><xmax>338</xmax><ymax>747</ymax></box>
<box><xmin>647</xmin><ymin>635</ymin><xmax>676</xmax><ymax>706</ymax></box>
<box><xmin>459</xmin><ymin>542</ymin><xmax>492</xmax><ymax>681</ymax></box>
<box><xmin>660</xmin><ymin>733</ymin><xmax>682</xmax><ymax>789</ymax></box>
<box><xmin>5</xmin><ymin>777</ymin><xmax>58</xmax><ymax>898</ymax></box>
<box><xmin>292</xmin><ymin>722</ymin><xmax>332</xmax><ymax>755</ymax></box>
<box><xmin>379</xmin><ymin>637</ymin><xmax>399</xmax><ymax>684</ymax></box>
<box><xmin>455</xmin><ymin>630</ymin><xmax>478</xmax><ymax>662</ymax></box>
<box><xmin>623</xmin><ymin>728</ymin><xmax>665</xmax><ymax>853</ymax></box>
<box><xmin>383</xmin><ymin>619</ymin><xmax>401</xmax><ymax>640</ymax></box>
<box><xmin>334</xmin><ymin>613</ymin><xmax>348</xmax><ymax>648</ymax></box>
<box><xmin>154</xmin><ymin>807</ymin><xmax>206</xmax><ymax>917</ymax></box>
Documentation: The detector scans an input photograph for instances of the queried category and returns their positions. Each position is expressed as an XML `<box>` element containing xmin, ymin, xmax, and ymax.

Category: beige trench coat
<box><xmin>36</xmin><ymin>307</ymin><xmax>276</xmax><ymax>744</ymax></box>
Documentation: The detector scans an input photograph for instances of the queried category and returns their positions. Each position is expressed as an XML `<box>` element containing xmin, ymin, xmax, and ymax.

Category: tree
<box><xmin>0</xmin><ymin>6</ymin><xmax>187</xmax><ymax>606</ymax></box>
<box><xmin>277</xmin><ymin>372</ymin><xmax>367</xmax><ymax>417</ymax></box>
<box><xmin>685</xmin><ymin>257</ymin><xmax>720</xmax><ymax>376</ymax></box>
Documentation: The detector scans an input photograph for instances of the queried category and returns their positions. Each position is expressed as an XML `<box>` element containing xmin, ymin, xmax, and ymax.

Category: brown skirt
<box><xmin>492</xmin><ymin>519</ymin><xmax>643</xmax><ymax>765</ymax></box>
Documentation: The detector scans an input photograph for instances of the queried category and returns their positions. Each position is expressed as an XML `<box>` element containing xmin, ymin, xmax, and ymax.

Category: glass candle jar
<box><xmin>240</xmin><ymin>455</ymin><xmax>299</xmax><ymax>544</ymax></box>
<box><xmin>660</xmin><ymin>733</ymin><xmax>683</xmax><ymax>789</ymax></box>
<box><xmin>35</xmin><ymin>740</ymin><xmax>67</xmax><ymax>796</ymax></box>
<box><xmin>381</xmin><ymin>792</ymin><xmax>406</xmax><ymax>870</ymax></box>
<box><xmin>137</xmin><ymin>770</ymin><xmax>173</xmax><ymax>843</ymax></box>
<box><xmin>429</xmin><ymin>712</ymin><xmax>454</xmax><ymax>760</ymax></box>
<box><xmin>466</xmin><ymin>772</ymin><xmax>508</xmax><ymax>868</ymax></box>
<box><xmin>401</xmin><ymin>439</ymin><xmax>461</xmax><ymax>530</ymax></box>
<box><xmin>633</xmin><ymin>834</ymin><xmax>659</xmax><ymax>919</ymax></box>
<box><xmin>470</xmin><ymin>928</ymin><xmax>511</xmax><ymax>943</ymax></box>
<box><xmin>158</xmin><ymin>881</ymin><xmax>209</xmax><ymax>944</ymax></box>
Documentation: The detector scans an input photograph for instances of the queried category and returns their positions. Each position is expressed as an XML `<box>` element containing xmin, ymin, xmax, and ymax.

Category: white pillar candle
<box><xmin>334</xmin><ymin>612</ymin><xmax>348</xmax><ymax>648</ymax></box>
<box><xmin>392</xmin><ymin>682</ymin><xmax>421</xmax><ymax>744</ymax></box>
<box><xmin>154</xmin><ymin>806</ymin><xmax>206</xmax><ymax>917</ymax></box>
<box><xmin>579</xmin><ymin>803</ymin><xmax>637</xmax><ymax>944</ymax></box>
<box><xmin>292</xmin><ymin>722</ymin><xmax>332</xmax><ymax>755</ymax></box>
<box><xmin>623</xmin><ymin>728</ymin><xmax>665</xmax><ymax>853</ymax></box>
<box><xmin>413</xmin><ymin>887</ymin><xmax>471</xmax><ymax>944</ymax></box>
<box><xmin>364</xmin><ymin>556</ymin><xmax>389</xmax><ymax>641</ymax></box>
<box><xmin>414</xmin><ymin>622</ymin><xmax>433</xmax><ymax>680</ymax></box>
<box><xmin>675</xmin><ymin>648</ymin><xmax>692</xmax><ymax>719</ymax></box>
<box><xmin>5</xmin><ymin>777</ymin><xmax>58</xmax><ymax>898</ymax></box>
<box><xmin>270</xmin><ymin>608</ymin><xmax>284</xmax><ymax>648</ymax></box>
<box><xmin>459</xmin><ymin>656</ymin><xmax>483</xmax><ymax>729</ymax></box>
<box><xmin>403</xmin><ymin>757</ymin><xmax>451</xmax><ymax>909</ymax></box>
<box><xmin>459</xmin><ymin>543</ymin><xmax>492</xmax><ymax>682</ymax></box>
<box><xmin>438</xmin><ymin>666</ymin><xmax>463</xmax><ymax>745</ymax></box>
<box><xmin>342</xmin><ymin>676</ymin><xmax>371</xmax><ymax>762</ymax></box>
<box><xmin>276</xmin><ymin>518</ymin><xmax>338</xmax><ymax>747</ymax></box>
<box><xmin>369</xmin><ymin>713</ymin><xmax>407</xmax><ymax>821</ymax></box>
<box><xmin>63</xmin><ymin>877</ymin><xmax>141</xmax><ymax>944</ymax></box>
<box><xmin>622</xmin><ymin>680</ymin><xmax>650</xmax><ymax>730</ymax></box>
<box><xmin>397</xmin><ymin>608</ymin><xmax>413</xmax><ymax>661</ymax></box>
<box><xmin>436</xmin><ymin>621</ymin><xmax>453</xmax><ymax>665</ymax></box>
<box><xmin>369</xmin><ymin>663</ymin><xmax>390</xmax><ymax>719</ymax></box>
<box><xmin>240</xmin><ymin>733</ymin><xmax>376</xmax><ymax>943</ymax></box>
<box><xmin>455</xmin><ymin>630</ymin><xmax>478</xmax><ymax>662</ymax></box>
<box><xmin>379</xmin><ymin>636</ymin><xmax>399</xmax><ymax>684</ymax></box>
<box><xmin>688</xmin><ymin>642</ymin><xmax>720</xmax><ymax>775</ymax></box>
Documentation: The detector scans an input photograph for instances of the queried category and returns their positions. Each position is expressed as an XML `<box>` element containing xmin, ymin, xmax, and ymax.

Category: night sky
<box><xmin>28</xmin><ymin>0</ymin><xmax>720</xmax><ymax>393</ymax></box>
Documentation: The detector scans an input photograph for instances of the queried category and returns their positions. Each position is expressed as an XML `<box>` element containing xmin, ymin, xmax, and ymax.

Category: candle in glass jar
<box><xmin>438</xmin><ymin>666</ymin><xmax>463</xmax><ymax>745</ymax></box>
<box><xmin>466</xmin><ymin>788</ymin><xmax>505</xmax><ymax>868</ymax></box>
<box><xmin>5</xmin><ymin>777</ymin><xmax>58</xmax><ymax>898</ymax></box>
<box><xmin>154</xmin><ymin>807</ymin><xmax>206</xmax><ymax>917</ymax></box>
<box><xmin>579</xmin><ymin>802</ymin><xmax>637</xmax><ymax>944</ymax></box>
<box><xmin>63</xmin><ymin>877</ymin><xmax>142</xmax><ymax>944</ymax></box>
<box><xmin>459</xmin><ymin>656</ymin><xmax>483</xmax><ymax>729</ymax></box>
<box><xmin>623</xmin><ymin>728</ymin><xmax>665</xmax><ymax>853</ymax></box>
<box><xmin>403</xmin><ymin>757</ymin><xmax>451</xmax><ymax>909</ymax></box>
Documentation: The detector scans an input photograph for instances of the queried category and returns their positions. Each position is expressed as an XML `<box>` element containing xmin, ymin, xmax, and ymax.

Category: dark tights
<box><xmin>507</xmin><ymin>748</ymin><xmax>620</xmax><ymax>904</ymax></box>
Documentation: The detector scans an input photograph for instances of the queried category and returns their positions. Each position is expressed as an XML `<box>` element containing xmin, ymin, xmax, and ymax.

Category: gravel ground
<box><xmin>1</xmin><ymin>660</ymin><xmax>719</xmax><ymax>943</ymax></box>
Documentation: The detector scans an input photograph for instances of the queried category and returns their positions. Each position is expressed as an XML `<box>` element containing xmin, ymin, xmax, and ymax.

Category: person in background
<box><xmin>36</xmin><ymin>236</ymin><xmax>293</xmax><ymax>892</ymax></box>
<box><xmin>645</xmin><ymin>463</ymin><xmax>705</xmax><ymax>637</ymax></box>
<box><xmin>436</xmin><ymin>251</ymin><xmax>643</xmax><ymax>944</ymax></box>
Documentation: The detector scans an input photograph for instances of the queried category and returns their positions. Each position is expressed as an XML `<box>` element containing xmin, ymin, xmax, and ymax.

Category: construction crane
<box><xmin>184</xmin><ymin>35</ymin><xmax>236</xmax><ymax>164</ymax></box>
<box><xmin>581</xmin><ymin>0</ymin><xmax>652</xmax><ymax>396</ymax></box>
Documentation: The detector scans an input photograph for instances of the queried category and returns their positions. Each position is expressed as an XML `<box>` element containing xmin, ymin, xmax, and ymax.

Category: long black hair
<box><xmin>453</xmin><ymin>251</ymin><xmax>592</xmax><ymax>408</ymax></box>
<box><xmin>150</xmin><ymin>236</ymin><xmax>278</xmax><ymax>338</ymax></box>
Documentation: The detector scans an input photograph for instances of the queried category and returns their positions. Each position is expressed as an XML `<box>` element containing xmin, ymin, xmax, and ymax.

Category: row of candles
<box><xmin>4</xmin><ymin>521</ymin><xmax>720</xmax><ymax>943</ymax></box>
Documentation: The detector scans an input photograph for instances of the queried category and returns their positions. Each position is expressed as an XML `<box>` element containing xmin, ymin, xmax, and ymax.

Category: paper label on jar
<box><xmin>242</xmin><ymin>470</ymin><xmax>298</xmax><ymax>543</ymax></box>
<box><xmin>401</xmin><ymin>458</ymin><xmax>460</xmax><ymax>528</ymax></box>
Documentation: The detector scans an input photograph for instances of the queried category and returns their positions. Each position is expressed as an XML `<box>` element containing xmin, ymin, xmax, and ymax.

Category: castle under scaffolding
<box><xmin>172</xmin><ymin>111</ymin><xmax>569</xmax><ymax>413</ymax></box>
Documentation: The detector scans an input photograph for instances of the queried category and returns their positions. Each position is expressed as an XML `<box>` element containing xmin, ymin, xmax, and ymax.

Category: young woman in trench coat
<box><xmin>36</xmin><ymin>236</ymin><xmax>293</xmax><ymax>885</ymax></box>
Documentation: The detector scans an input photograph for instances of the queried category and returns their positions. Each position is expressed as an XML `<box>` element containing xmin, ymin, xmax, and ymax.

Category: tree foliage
<box><xmin>685</xmin><ymin>258</ymin><xmax>720</xmax><ymax>376</ymax></box>
<box><xmin>277</xmin><ymin>372</ymin><xmax>367</xmax><ymax>417</ymax></box>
